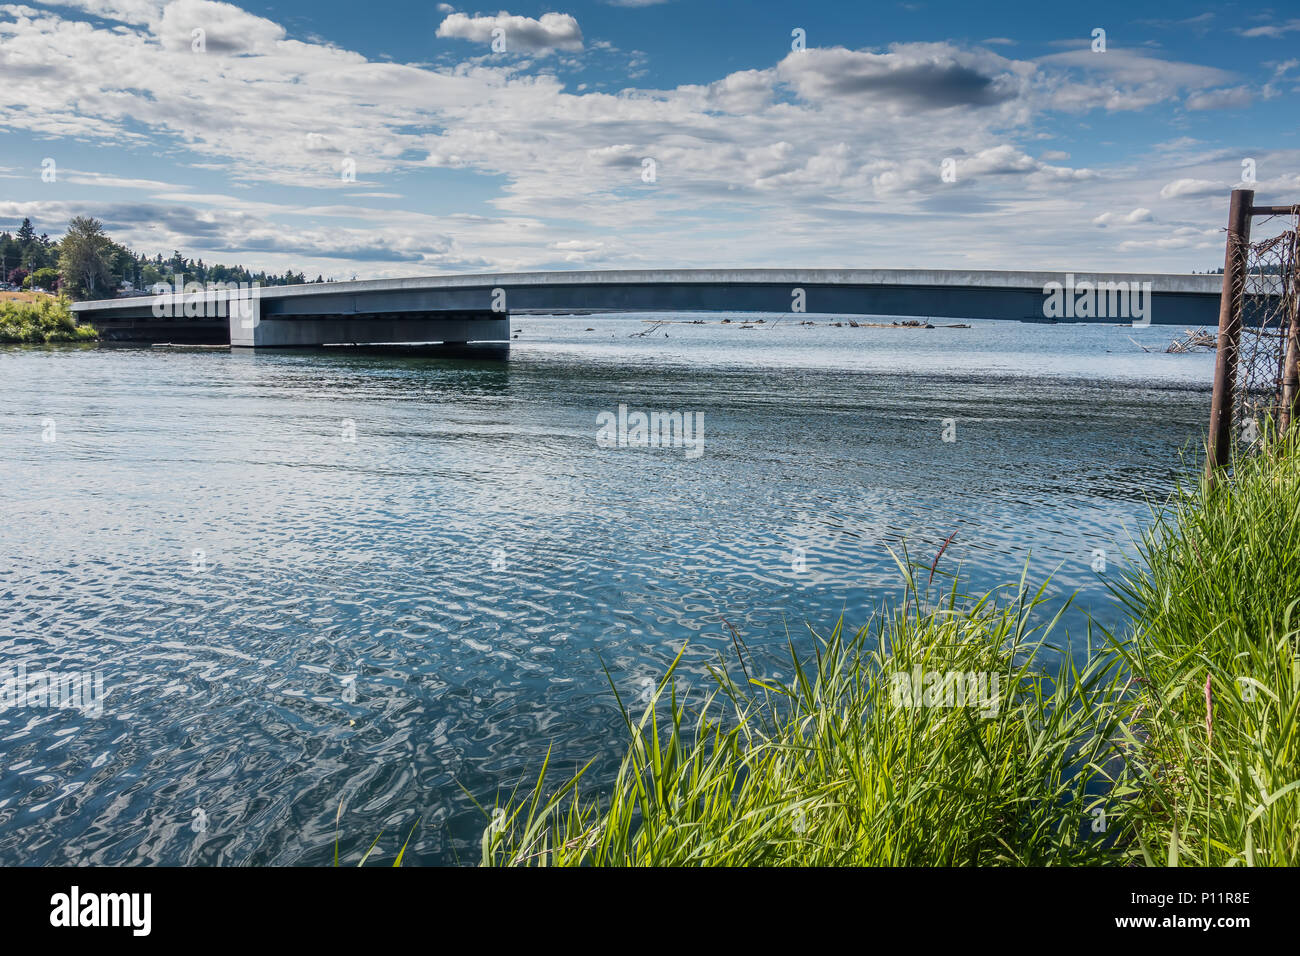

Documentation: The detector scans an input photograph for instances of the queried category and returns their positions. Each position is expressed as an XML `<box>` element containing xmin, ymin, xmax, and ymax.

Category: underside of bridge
<box><xmin>78</xmin><ymin>299</ymin><xmax>508</xmax><ymax>347</ymax></box>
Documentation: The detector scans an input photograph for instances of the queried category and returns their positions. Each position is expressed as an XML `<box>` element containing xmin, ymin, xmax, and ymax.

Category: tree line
<box><xmin>1</xmin><ymin>217</ymin><xmax>330</xmax><ymax>300</ymax></box>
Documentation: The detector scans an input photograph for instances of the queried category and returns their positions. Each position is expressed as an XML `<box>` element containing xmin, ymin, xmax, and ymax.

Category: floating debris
<box><xmin>699</xmin><ymin>316</ymin><xmax>972</xmax><ymax>329</ymax></box>
<box><xmin>1165</xmin><ymin>329</ymin><xmax>1217</xmax><ymax>353</ymax></box>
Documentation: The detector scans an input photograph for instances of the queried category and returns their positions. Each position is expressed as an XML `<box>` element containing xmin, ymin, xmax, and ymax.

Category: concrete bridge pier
<box><xmin>228</xmin><ymin>300</ymin><xmax>509</xmax><ymax>347</ymax></box>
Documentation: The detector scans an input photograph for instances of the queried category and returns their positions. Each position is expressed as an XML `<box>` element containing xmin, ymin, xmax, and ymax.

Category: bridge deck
<box><xmin>69</xmin><ymin>269</ymin><xmax>1228</xmax><ymax>345</ymax></box>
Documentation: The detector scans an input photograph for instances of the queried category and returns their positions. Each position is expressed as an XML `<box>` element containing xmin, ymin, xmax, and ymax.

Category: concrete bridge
<box><xmin>69</xmin><ymin>269</ymin><xmax>1226</xmax><ymax>347</ymax></box>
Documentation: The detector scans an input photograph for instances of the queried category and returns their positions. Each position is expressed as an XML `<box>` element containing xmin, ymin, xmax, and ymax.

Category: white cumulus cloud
<box><xmin>436</xmin><ymin>11</ymin><xmax>583</xmax><ymax>54</ymax></box>
<box><xmin>1160</xmin><ymin>179</ymin><xmax>1223</xmax><ymax>199</ymax></box>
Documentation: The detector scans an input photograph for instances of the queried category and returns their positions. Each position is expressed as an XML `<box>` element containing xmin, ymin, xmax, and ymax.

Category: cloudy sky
<box><xmin>1</xmin><ymin>0</ymin><xmax>1297</xmax><ymax>277</ymax></box>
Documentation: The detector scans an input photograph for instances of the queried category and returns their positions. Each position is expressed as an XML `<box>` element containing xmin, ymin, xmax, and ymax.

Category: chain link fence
<box><xmin>1231</xmin><ymin>211</ymin><xmax>1298</xmax><ymax>447</ymax></box>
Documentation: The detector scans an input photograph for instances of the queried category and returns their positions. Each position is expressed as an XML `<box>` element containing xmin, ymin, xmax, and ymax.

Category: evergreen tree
<box><xmin>57</xmin><ymin>217</ymin><xmax>115</xmax><ymax>300</ymax></box>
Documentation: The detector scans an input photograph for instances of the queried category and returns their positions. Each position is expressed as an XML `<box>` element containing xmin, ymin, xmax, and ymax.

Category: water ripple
<box><xmin>0</xmin><ymin>318</ymin><xmax>1210</xmax><ymax>864</ymax></box>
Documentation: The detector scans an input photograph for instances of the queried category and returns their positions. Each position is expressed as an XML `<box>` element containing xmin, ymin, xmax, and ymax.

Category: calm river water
<box><xmin>0</xmin><ymin>315</ymin><xmax>1215</xmax><ymax>864</ymax></box>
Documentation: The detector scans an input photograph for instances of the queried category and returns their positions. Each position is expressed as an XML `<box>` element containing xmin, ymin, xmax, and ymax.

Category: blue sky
<box><xmin>1</xmin><ymin>0</ymin><xmax>1297</xmax><ymax>277</ymax></box>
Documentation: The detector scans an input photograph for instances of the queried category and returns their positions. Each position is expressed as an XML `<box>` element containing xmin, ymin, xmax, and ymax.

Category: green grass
<box><xmin>481</xmin><ymin>557</ymin><xmax>1132</xmax><ymax>866</ymax></box>
<box><xmin>0</xmin><ymin>296</ymin><xmax>98</xmax><ymax>344</ymax></box>
<box><xmin>333</xmin><ymin>801</ymin><xmax>420</xmax><ymax>867</ymax></box>
<box><xmin>1108</xmin><ymin>433</ymin><xmax>1300</xmax><ymax>866</ymax></box>
<box><xmin>478</xmin><ymin>440</ymin><xmax>1300</xmax><ymax>867</ymax></box>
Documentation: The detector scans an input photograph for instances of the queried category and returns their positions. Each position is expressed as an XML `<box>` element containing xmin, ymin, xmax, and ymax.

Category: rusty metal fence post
<box><xmin>1280</xmin><ymin>230</ymin><xmax>1300</xmax><ymax>435</ymax></box>
<box><xmin>1206</xmin><ymin>189</ymin><xmax>1253</xmax><ymax>480</ymax></box>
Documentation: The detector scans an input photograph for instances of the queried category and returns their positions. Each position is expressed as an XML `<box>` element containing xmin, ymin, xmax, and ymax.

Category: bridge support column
<box><xmin>230</xmin><ymin>309</ymin><xmax>509</xmax><ymax>347</ymax></box>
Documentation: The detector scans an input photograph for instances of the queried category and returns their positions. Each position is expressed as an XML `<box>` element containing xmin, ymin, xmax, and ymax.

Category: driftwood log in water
<box><xmin>1165</xmin><ymin>329</ymin><xmax>1217</xmax><ymax>353</ymax></box>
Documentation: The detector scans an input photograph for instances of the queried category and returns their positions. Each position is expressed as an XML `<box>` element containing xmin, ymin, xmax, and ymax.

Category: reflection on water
<box><xmin>0</xmin><ymin>316</ymin><xmax>1213</xmax><ymax>864</ymax></box>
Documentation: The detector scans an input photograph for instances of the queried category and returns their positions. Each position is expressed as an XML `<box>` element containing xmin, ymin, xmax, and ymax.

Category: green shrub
<box><xmin>0</xmin><ymin>296</ymin><xmax>97</xmax><ymax>344</ymax></box>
